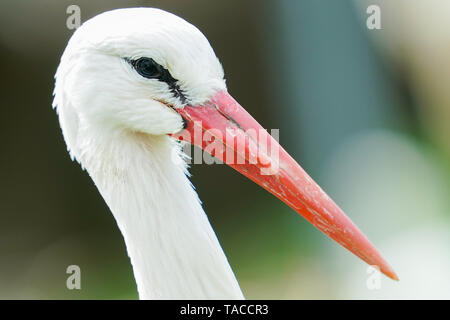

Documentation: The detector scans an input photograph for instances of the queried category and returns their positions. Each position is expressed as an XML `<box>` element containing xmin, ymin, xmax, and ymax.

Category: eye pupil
<box><xmin>135</xmin><ymin>58</ymin><xmax>160</xmax><ymax>79</ymax></box>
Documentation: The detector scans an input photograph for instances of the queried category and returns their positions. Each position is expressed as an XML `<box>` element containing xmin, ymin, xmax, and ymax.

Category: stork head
<box><xmin>53</xmin><ymin>8</ymin><xmax>398</xmax><ymax>281</ymax></box>
<box><xmin>54</xmin><ymin>7</ymin><xmax>224</xmax><ymax>152</ymax></box>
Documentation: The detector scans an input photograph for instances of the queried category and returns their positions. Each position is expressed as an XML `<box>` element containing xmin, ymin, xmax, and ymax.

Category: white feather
<box><xmin>53</xmin><ymin>7</ymin><xmax>243</xmax><ymax>299</ymax></box>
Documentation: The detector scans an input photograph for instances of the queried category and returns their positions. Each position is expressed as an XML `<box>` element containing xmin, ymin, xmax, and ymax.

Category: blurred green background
<box><xmin>1</xmin><ymin>0</ymin><xmax>449</xmax><ymax>299</ymax></box>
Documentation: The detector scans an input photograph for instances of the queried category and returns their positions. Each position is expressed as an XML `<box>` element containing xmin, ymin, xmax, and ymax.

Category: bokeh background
<box><xmin>1</xmin><ymin>0</ymin><xmax>449</xmax><ymax>299</ymax></box>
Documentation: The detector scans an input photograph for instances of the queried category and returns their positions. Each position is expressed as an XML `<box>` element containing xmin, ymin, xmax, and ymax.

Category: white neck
<box><xmin>82</xmin><ymin>130</ymin><xmax>243</xmax><ymax>299</ymax></box>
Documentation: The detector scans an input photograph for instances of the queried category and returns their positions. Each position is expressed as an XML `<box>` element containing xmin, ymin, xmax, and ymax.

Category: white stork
<box><xmin>53</xmin><ymin>7</ymin><xmax>397</xmax><ymax>299</ymax></box>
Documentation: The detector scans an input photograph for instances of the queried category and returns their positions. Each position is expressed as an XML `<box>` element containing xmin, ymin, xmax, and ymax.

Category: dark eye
<box><xmin>125</xmin><ymin>56</ymin><xmax>189</xmax><ymax>104</ymax></box>
<box><xmin>133</xmin><ymin>57</ymin><xmax>162</xmax><ymax>79</ymax></box>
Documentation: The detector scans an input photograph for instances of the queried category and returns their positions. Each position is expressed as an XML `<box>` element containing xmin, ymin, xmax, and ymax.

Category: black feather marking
<box><xmin>126</xmin><ymin>57</ymin><xmax>188</xmax><ymax>104</ymax></box>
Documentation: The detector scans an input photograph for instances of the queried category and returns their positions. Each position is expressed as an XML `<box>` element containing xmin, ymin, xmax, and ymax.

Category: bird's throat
<box><xmin>84</xmin><ymin>132</ymin><xmax>243</xmax><ymax>299</ymax></box>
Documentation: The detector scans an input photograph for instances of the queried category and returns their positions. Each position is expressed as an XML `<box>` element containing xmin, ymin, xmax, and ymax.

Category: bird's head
<box><xmin>53</xmin><ymin>7</ymin><xmax>397</xmax><ymax>281</ymax></box>
<box><xmin>54</xmin><ymin>7</ymin><xmax>225</xmax><ymax>153</ymax></box>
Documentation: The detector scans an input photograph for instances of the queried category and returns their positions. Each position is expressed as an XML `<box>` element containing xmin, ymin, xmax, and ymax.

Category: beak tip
<box><xmin>386</xmin><ymin>268</ymin><xmax>399</xmax><ymax>281</ymax></box>
<box><xmin>378</xmin><ymin>262</ymin><xmax>398</xmax><ymax>281</ymax></box>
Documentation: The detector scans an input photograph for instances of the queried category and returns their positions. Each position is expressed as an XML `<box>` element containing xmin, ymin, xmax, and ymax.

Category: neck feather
<box><xmin>81</xmin><ymin>130</ymin><xmax>243</xmax><ymax>299</ymax></box>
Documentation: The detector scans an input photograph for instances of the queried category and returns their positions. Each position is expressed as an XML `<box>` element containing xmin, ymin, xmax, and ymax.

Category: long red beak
<box><xmin>171</xmin><ymin>90</ymin><xmax>398</xmax><ymax>281</ymax></box>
